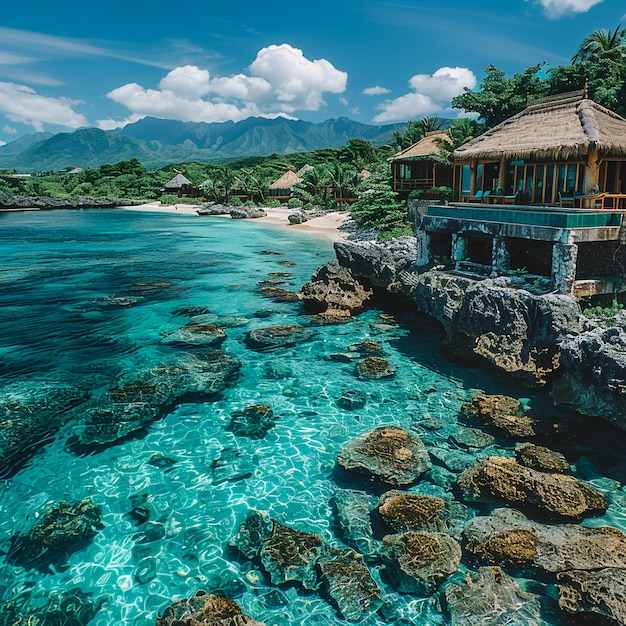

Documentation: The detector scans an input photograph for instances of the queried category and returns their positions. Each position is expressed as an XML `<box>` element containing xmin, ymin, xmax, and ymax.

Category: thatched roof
<box><xmin>454</xmin><ymin>93</ymin><xmax>626</xmax><ymax>162</ymax></box>
<box><xmin>389</xmin><ymin>130</ymin><xmax>452</xmax><ymax>162</ymax></box>
<box><xmin>164</xmin><ymin>173</ymin><xmax>194</xmax><ymax>189</ymax></box>
<box><xmin>269</xmin><ymin>170</ymin><xmax>302</xmax><ymax>189</ymax></box>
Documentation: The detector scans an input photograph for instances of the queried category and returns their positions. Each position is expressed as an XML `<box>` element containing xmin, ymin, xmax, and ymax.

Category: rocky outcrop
<box><xmin>156</xmin><ymin>591</ymin><xmax>265</xmax><ymax>626</ymax></box>
<box><xmin>230</xmin><ymin>512</ymin><xmax>383</xmax><ymax>621</ymax></box>
<box><xmin>162</xmin><ymin>321</ymin><xmax>226</xmax><ymax>347</ymax></box>
<box><xmin>457</xmin><ymin>457</ymin><xmax>607</xmax><ymax>521</ymax></box>
<box><xmin>552</xmin><ymin>326</ymin><xmax>626</xmax><ymax>431</ymax></box>
<box><xmin>381</xmin><ymin>531</ymin><xmax>461</xmax><ymax>594</ymax></box>
<box><xmin>334</xmin><ymin>237</ymin><xmax>417</xmax><ymax>288</ymax></box>
<box><xmin>300</xmin><ymin>261</ymin><xmax>373</xmax><ymax>317</ymax></box>
<box><xmin>515</xmin><ymin>443</ymin><xmax>570</xmax><ymax>473</ymax></box>
<box><xmin>330</xmin><ymin>240</ymin><xmax>584</xmax><ymax>387</ymax></box>
<box><xmin>355</xmin><ymin>357</ymin><xmax>397</xmax><ymax>380</ymax></box>
<box><xmin>462</xmin><ymin>394</ymin><xmax>537</xmax><ymax>439</ymax></box>
<box><xmin>558</xmin><ymin>568</ymin><xmax>626</xmax><ymax>625</ymax></box>
<box><xmin>230</xmin><ymin>206</ymin><xmax>267</xmax><ymax>219</ymax></box>
<box><xmin>463</xmin><ymin>508</ymin><xmax>626</xmax><ymax>574</ymax></box>
<box><xmin>443</xmin><ymin>566</ymin><xmax>548</xmax><ymax>626</ymax></box>
<box><xmin>0</xmin><ymin>192</ymin><xmax>126</xmax><ymax>209</ymax></box>
<box><xmin>378</xmin><ymin>491</ymin><xmax>447</xmax><ymax>533</ymax></box>
<box><xmin>337</xmin><ymin>426</ymin><xmax>431</xmax><ymax>486</ymax></box>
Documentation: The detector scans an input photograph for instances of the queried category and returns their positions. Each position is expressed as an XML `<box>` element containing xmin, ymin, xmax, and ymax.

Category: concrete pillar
<box><xmin>552</xmin><ymin>243</ymin><xmax>578</xmax><ymax>294</ymax></box>
<box><xmin>452</xmin><ymin>234</ymin><xmax>468</xmax><ymax>270</ymax></box>
<box><xmin>414</xmin><ymin>230</ymin><xmax>431</xmax><ymax>267</ymax></box>
<box><xmin>491</xmin><ymin>236</ymin><xmax>510</xmax><ymax>276</ymax></box>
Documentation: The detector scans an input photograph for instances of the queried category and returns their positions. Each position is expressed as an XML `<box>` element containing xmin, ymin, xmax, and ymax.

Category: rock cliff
<box><xmin>304</xmin><ymin>236</ymin><xmax>626</xmax><ymax>430</ymax></box>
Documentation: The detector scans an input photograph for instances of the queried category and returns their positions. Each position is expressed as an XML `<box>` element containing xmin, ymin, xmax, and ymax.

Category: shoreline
<box><xmin>123</xmin><ymin>202</ymin><xmax>350</xmax><ymax>241</ymax></box>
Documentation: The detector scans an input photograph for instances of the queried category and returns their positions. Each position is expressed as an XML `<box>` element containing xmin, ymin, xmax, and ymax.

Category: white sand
<box><xmin>124</xmin><ymin>202</ymin><xmax>350</xmax><ymax>241</ymax></box>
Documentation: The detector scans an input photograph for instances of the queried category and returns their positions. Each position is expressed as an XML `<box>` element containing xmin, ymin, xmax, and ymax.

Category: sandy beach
<box><xmin>124</xmin><ymin>202</ymin><xmax>350</xmax><ymax>241</ymax></box>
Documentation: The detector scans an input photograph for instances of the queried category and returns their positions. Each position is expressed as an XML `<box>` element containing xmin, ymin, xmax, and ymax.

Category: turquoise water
<box><xmin>1</xmin><ymin>209</ymin><xmax>625</xmax><ymax>625</ymax></box>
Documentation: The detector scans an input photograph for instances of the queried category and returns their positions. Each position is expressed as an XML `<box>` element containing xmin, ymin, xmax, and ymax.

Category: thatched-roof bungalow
<box><xmin>453</xmin><ymin>90</ymin><xmax>626</xmax><ymax>208</ymax></box>
<box><xmin>388</xmin><ymin>130</ymin><xmax>453</xmax><ymax>199</ymax></box>
<box><xmin>268</xmin><ymin>169</ymin><xmax>302</xmax><ymax>202</ymax></box>
<box><xmin>417</xmin><ymin>92</ymin><xmax>626</xmax><ymax>295</ymax></box>
<box><xmin>161</xmin><ymin>173</ymin><xmax>202</xmax><ymax>198</ymax></box>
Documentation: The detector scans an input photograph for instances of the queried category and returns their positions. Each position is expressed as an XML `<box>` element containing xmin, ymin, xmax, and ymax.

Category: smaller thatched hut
<box><xmin>161</xmin><ymin>173</ymin><xmax>202</xmax><ymax>198</ymax></box>
<box><xmin>268</xmin><ymin>169</ymin><xmax>303</xmax><ymax>202</ymax></box>
<box><xmin>388</xmin><ymin>130</ymin><xmax>453</xmax><ymax>199</ymax></box>
<box><xmin>453</xmin><ymin>90</ymin><xmax>626</xmax><ymax>207</ymax></box>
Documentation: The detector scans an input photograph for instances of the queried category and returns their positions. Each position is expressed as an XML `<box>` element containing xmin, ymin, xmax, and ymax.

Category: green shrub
<box><xmin>287</xmin><ymin>197</ymin><xmax>303</xmax><ymax>208</ymax></box>
<box><xmin>229</xmin><ymin>196</ymin><xmax>243</xmax><ymax>206</ymax></box>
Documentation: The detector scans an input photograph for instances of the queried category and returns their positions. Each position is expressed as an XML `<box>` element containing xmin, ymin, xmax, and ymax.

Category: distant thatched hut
<box><xmin>388</xmin><ymin>130</ymin><xmax>453</xmax><ymax>199</ymax></box>
<box><xmin>161</xmin><ymin>172</ymin><xmax>202</xmax><ymax>198</ymax></box>
<box><xmin>454</xmin><ymin>90</ymin><xmax>626</xmax><ymax>208</ymax></box>
<box><xmin>268</xmin><ymin>170</ymin><xmax>303</xmax><ymax>202</ymax></box>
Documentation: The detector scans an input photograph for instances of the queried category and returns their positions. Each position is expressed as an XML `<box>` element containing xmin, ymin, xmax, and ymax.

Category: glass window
<box><xmin>544</xmin><ymin>165</ymin><xmax>555</xmax><ymax>203</ymax></box>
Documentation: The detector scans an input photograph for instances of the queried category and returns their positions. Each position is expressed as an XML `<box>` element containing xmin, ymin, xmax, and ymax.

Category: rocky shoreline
<box><xmin>0</xmin><ymin>192</ymin><xmax>142</xmax><ymax>210</ymax></box>
<box><xmin>302</xmin><ymin>235</ymin><xmax>626</xmax><ymax>432</ymax></box>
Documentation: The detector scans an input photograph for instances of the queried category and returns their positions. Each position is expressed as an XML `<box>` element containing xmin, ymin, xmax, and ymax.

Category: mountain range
<box><xmin>0</xmin><ymin>117</ymin><xmax>406</xmax><ymax>173</ymax></box>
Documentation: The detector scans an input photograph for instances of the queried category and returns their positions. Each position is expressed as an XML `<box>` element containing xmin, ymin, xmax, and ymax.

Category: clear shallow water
<box><xmin>0</xmin><ymin>209</ymin><xmax>625</xmax><ymax>625</ymax></box>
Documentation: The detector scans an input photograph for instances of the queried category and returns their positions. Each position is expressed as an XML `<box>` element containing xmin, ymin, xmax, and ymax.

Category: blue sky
<box><xmin>0</xmin><ymin>0</ymin><xmax>624</xmax><ymax>145</ymax></box>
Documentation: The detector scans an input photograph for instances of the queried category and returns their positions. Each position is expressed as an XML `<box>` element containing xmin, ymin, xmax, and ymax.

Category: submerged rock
<box><xmin>318</xmin><ymin>547</ymin><xmax>384</xmax><ymax>621</ymax></box>
<box><xmin>463</xmin><ymin>507</ymin><xmax>626</xmax><ymax>574</ymax></box>
<box><xmin>156</xmin><ymin>591</ymin><xmax>265</xmax><ymax>625</ymax></box>
<box><xmin>227</xmin><ymin>404</ymin><xmax>276</xmax><ymax>439</ymax></box>
<box><xmin>348</xmin><ymin>340</ymin><xmax>385</xmax><ymax>356</ymax></box>
<box><xmin>443</xmin><ymin>566</ymin><xmax>548</xmax><ymax>626</ymax></box>
<box><xmin>378</xmin><ymin>491</ymin><xmax>447</xmax><ymax>533</ymax></box>
<box><xmin>0</xmin><ymin>588</ymin><xmax>103</xmax><ymax>626</ymax></box>
<box><xmin>337</xmin><ymin>426</ymin><xmax>431</xmax><ymax>486</ymax></box>
<box><xmin>381</xmin><ymin>531</ymin><xmax>461</xmax><ymax>595</ymax></box>
<box><xmin>457</xmin><ymin>456</ymin><xmax>607</xmax><ymax>521</ymax></box>
<box><xmin>557</xmin><ymin>568</ymin><xmax>626</xmax><ymax>625</ymax></box>
<box><xmin>356</xmin><ymin>357</ymin><xmax>397</xmax><ymax>380</ymax></box>
<box><xmin>0</xmin><ymin>381</ymin><xmax>89</xmax><ymax>476</ymax></box>
<box><xmin>336</xmin><ymin>388</ymin><xmax>367</xmax><ymax>410</ymax></box>
<box><xmin>257</xmin><ymin>286</ymin><xmax>301</xmax><ymax>302</ymax></box>
<box><xmin>245</xmin><ymin>325</ymin><xmax>313</xmax><ymax>350</ymax></box>
<box><xmin>260</xmin><ymin>520</ymin><xmax>323</xmax><ymax>589</ymax></box>
<box><xmin>162</xmin><ymin>322</ymin><xmax>226</xmax><ymax>347</ymax></box>
<box><xmin>333</xmin><ymin>488</ymin><xmax>380</xmax><ymax>557</ymax></box>
<box><xmin>230</xmin><ymin>511</ymin><xmax>274</xmax><ymax>560</ymax></box>
<box><xmin>77</xmin><ymin>350</ymin><xmax>241</xmax><ymax>445</ymax></box>
<box><xmin>210</xmin><ymin>446</ymin><xmax>255</xmax><ymax>484</ymax></box>
<box><xmin>8</xmin><ymin>499</ymin><xmax>101</xmax><ymax>569</ymax></box>
<box><xmin>171</xmin><ymin>304</ymin><xmax>211</xmax><ymax>317</ymax></box>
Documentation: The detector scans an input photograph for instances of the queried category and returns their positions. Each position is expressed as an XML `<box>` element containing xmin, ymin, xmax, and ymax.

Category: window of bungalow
<box><xmin>544</xmin><ymin>164</ymin><xmax>555</xmax><ymax>203</ymax></box>
<box><xmin>534</xmin><ymin>165</ymin><xmax>544</xmax><ymax>203</ymax></box>
<box><xmin>601</xmin><ymin>160</ymin><xmax>626</xmax><ymax>193</ymax></box>
<box><xmin>476</xmin><ymin>164</ymin><xmax>484</xmax><ymax>192</ymax></box>
<box><xmin>453</xmin><ymin>164</ymin><xmax>471</xmax><ymax>201</ymax></box>
<box><xmin>525</xmin><ymin>165</ymin><xmax>535</xmax><ymax>200</ymax></box>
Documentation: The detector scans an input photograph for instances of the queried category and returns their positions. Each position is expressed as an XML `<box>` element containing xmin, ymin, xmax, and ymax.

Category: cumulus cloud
<box><xmin>0</xmin><ymin>82</ymin><xmax>87</xmax><ymax>131</ymax></box>
<box><xmin>363</xmin><ymin>86</ymin><xmax>391</xmax><ymax>96</ymax></box>
<box><xmin>95</xmin><ymin>114</ymin><xmax>145</xmax><ymax>131</ymax></box>
<box><xmin>2</xmin><ymin>125</ymin><xmax>17</xmax><ymax>134</ymax></box>
<box><xmin>107</xmin><ymin>44</ymin><xmax>347</xmax><ymax>123</ymax></box>
<box><xmin>373</xmin><ymin>67</ymin><xmax>476</xmax><ymax>123</ymax></box>
<box><xmin>527</xmin><ymin>0</ymin><xmax>604</xmax><ymax>18</ymax></box>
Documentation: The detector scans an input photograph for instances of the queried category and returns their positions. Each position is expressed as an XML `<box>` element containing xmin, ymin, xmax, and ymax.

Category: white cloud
<box><xmin>0</xmin><ymin>82</ymin><xmax>87</xmax><ymax>131</ymax></box>
<box><xmin>0</xmin><ymin>140</ymin><xmax>6</xmax><ymax>146</ymax></box>
<box><xmin>527</xmin><ymin>0</ymin><xmax>604</xmax><ymax>18</ymax></box>
<box><xmin>363</xmin><ymin>86</ymin><xmax>391</xmax><ymax>96</ymax></box>
<box><xmin>95</xmin><ymin>114</ymin><xmax>145</xmax><ymax>131</ymax></box>
<box><xmin>107</xmin><ymin>43</ymin><xmax>348</xmax><ymax>123</ymax></box>
<box><xmin>339</xmin><ymin>97</ymin><xmax>349</xmax><ymax>106</ymax></box>
<box><xmin>2</xmin><ymin>125</ymin><xmax>17</xmax><ymax>134</ymax></box>
<box><xmin>373</xmin><ymin>67</ymin><xmax>476</xmax><ymax>123</ymax></box>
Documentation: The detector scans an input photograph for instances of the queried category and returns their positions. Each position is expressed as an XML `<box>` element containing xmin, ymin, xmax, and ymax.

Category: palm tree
<box><xmin>418</xmin><ymin>116</ymin><xmax>444</xmax><ymax>135</ymax></box>
<box><xmin>572</xmin><ymin>25</ymin><xmax>625</xmax><ymax>63</ymax></box>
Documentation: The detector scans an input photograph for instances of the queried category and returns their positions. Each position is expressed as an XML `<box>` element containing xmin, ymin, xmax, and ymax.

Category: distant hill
<box><xmin>0</xmin><ymin>117</ymin><xmax>406</xmax><ymax>173</ymax></box>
